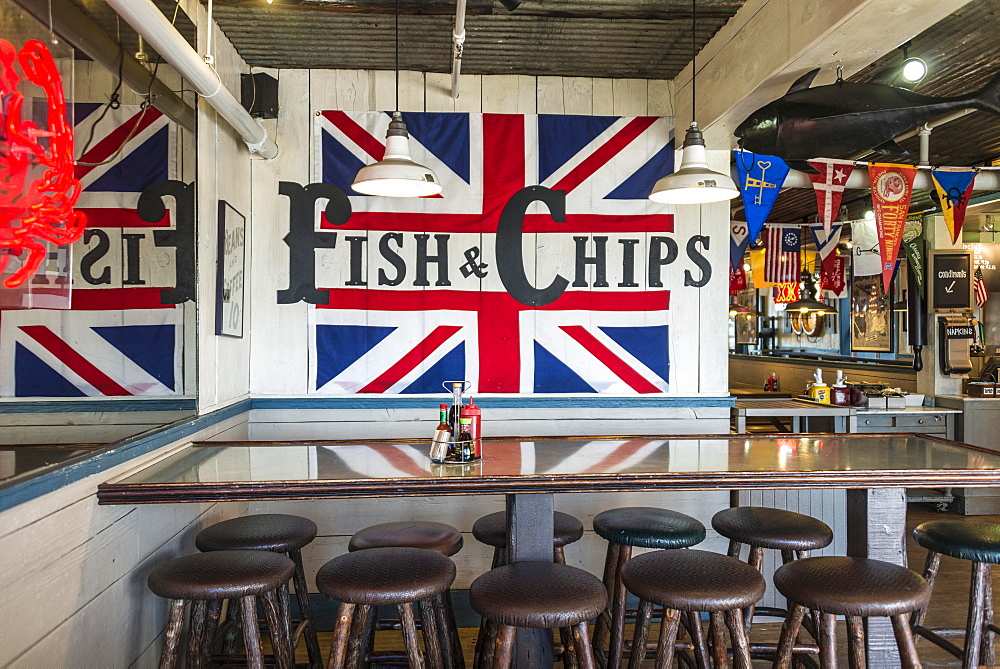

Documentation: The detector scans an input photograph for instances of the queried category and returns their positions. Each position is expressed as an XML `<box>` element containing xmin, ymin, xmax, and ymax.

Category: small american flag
<box><xmin>764</xmin><ymin>226</ymin><xmax>801</xmax><ymax>283</ymax></box>
<box><xmin>975</xmin><ymin>266</ymin><xmax>989</xmax><ymax>308</ymax></box>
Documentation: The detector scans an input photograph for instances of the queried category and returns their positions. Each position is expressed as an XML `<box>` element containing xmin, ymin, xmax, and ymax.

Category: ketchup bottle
<box><xmin>461</xmin><ymin>396</ymin><xmax>482</xmax><ymax>457</ymax></box>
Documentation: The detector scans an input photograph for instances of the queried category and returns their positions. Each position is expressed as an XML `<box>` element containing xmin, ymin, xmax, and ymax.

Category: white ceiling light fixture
<box><xmin>352</xmin><ymin>0</ymin><xmax>441</xmax><ymax>198</ymax></box>
<box><xmin>649</xmin><ymin>0</ymin><xmax>738</xmax><ymax>205</ymax></box>
<box><xmin>899</xmin><ymin>41</ymin><xmax>927</xmax><ymax>84</ymax></box>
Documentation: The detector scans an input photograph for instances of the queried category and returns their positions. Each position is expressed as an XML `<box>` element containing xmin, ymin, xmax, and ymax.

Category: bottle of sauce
<box><xmin>430</xmin><ymin>403</ymin><xmax>451</xmax><ymax>463</ymax></box>
<box><xmin>808</xmin><ymin>368</ymin><xmax>830</xmax><ymax>404</ymax></box>
<box><xmin>462</xmin><ymin>397</ymin><xmax>482</xmax><ymax>457</ymax></box>
<box><xmin>831</xmin><ymin>370</ymin><xmax>851</xmax><ymax>406</ymax></box>
<box><xmin>458</xmin><ymin>417</ymin><xmax>474</xmax><ymax>462</ymax></box>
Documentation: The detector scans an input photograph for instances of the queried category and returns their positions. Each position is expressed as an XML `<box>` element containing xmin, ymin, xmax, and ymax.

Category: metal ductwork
<box><xmin>781</xmin><ymin>166</ymin><xmax>999</xmax><ymax>191</ymax></box>
<box><xmin>14</xmin><ymin>0</ymin><xmax>195</xmax><ymax>131</ymax></box>
<box><xmin>106</xmin><ymin>0</ymin><xmax>278</xmax><ymax>159</ymax></box>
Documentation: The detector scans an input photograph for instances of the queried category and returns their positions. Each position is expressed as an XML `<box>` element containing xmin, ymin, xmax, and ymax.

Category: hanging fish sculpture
<box><xmin>735</xmin><ymin>68</ymin><xmax>1000</xmax><ymax>174</ymax></box>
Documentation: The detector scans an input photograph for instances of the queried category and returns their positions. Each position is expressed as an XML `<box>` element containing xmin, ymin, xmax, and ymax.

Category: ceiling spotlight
<box><xmin>743</xmin><ymin>262</ymin><xmax>751</xmax><ymax>272</ymax></box>
<box><xmin>863</xmin><ymin>209</ymin><xmax>875</xmax><ymax>221</ymax></box>
<box><xmin>899</xmin><ymin>41</ymin><xmax>927</xmax><ymax>83</ymax></box>
<box><xmin>499</xmin><ymin>0</ymin><xmax>522</xmax><ymax>9</ymax></box>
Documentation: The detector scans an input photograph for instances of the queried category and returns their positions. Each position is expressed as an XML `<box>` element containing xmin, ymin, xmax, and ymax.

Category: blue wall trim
<box><xmin>0</xmin><ymin>398</ymin><xmax>198</xmax><ymax>414</ymax></box>
<box><xmin>0</xmin><ymin>400</ymin><xmax>250</xmax><ymax>513</ymax></box>
<box><xmin>250</xmin><ymin>396</ymin><xmax>735</xmax><ymax>410</ymax></box>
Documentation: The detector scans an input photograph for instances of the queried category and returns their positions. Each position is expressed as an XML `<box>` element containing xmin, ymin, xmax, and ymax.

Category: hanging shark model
<box><xmin>735</xmin><ymin>68</ymin><xmax>1000</xmax><ymax>174</ymax></box>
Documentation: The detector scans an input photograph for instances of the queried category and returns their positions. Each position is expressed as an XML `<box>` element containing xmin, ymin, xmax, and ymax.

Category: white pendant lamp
<box><xmin>351</xmin><ymin>1</ymin><xmax>441</xmax><ymax>198</ymax></box>
<box><xmin>649</xmin><ymin>0</ymin><xmax>738</xmax><ymax>205</ymax></box>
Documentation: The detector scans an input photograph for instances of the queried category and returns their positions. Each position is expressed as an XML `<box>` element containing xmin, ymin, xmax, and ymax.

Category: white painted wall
<box><xmin>0</xmin><ymin>415</ymin><xmax>250</xmax><ymax>668</ymax></box>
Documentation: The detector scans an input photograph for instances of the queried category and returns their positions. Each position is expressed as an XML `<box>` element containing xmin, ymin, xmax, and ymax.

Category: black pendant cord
<box><xmin>691</xmin><ymin>0</ymin><xmax>696</xmax><ymax>122</ymax></box>
<box><xmin>395</xmin><ymin>0</ymin><xmax>400</xmax><ymax>112</ymax></box>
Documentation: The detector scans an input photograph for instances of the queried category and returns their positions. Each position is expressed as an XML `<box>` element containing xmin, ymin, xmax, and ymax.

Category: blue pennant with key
<box><xmin>734</xmin><ymin>150</ymin><xmax>791</xmax><ymax>245</ymax></box>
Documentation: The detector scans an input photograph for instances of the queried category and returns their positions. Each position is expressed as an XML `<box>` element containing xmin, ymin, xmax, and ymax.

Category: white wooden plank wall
<box><xmin>0</xmin><ymin>414</ymin><xmax>250</xmax><ymax>668</ymax></box>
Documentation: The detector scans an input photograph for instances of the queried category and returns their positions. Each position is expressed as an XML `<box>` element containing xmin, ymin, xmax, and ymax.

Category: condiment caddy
<box><xmin>430</xmin><ymin>381</ymin><xmax>483</xmax><ymax>464</ymax></box>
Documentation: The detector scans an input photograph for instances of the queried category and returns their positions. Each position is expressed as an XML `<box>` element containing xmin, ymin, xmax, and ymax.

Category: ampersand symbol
<box><xmin>460</xmin><ymin>246</ymin><xmax>489</xmax><ymax>278</ymax></box>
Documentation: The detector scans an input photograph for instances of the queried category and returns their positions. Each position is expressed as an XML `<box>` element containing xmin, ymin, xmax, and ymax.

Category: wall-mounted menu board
<box><xmin>931</xmin><ymin>251</ymin><xmax>972</xmax><ymax>312</ymax></box>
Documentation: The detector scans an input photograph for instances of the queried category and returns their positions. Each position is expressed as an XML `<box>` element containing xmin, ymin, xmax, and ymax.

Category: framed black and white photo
<box><xmin>851</xmin><ymin>274</ymin><xmax>892</xmax><ymax>352</ymax></box>
<box><xmin>216</xmin><ymin>201</ymin><xmax>246</xmax><ymax>337</ymax></box>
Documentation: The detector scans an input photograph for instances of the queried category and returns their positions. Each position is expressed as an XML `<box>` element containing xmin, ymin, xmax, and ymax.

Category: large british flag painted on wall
<box><xmin>311</xmin><ymin>111</ymin><xmax>677</xmax><ymax>395</ymax></box>
<box><xmin>0</xmin><ymin>104</ymin><xmax>183</xmax><ymax>397</ymax></box>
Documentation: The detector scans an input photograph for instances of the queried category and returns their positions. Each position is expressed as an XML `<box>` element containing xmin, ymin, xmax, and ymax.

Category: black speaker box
<box><xmin>240</xmin><ymin>72</ymin><xmax>279</xmax><ymax>119</ymax></box>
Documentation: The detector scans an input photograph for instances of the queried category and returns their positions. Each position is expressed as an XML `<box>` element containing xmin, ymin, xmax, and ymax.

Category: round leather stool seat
<box><xmin>593</xmin><ymin>507</ymin><xmax>705</xmax><ymax>549</ymax></box>
<box><xmin>348</xmin><ymin>521</ymin><xmax>463</xmax><ymax>556</ymax></box>
<box><xmin>775</xmin><ymin>557</ymin><xmax>930</xmax><ymax>617</ymax></box>
<box><xmin>623</xmin><ymin>549</ymin><xmax>766</xmax><ymax>611</ymax></box>
<box><xmin>473</xmin><ymin>511</ymin><xmax>584</xmax><ymax>548</ymax></box>
<box><xmin>148</xmin><ymin>550</ymin><xmax>295</xmax><ymax>600</ymax></box>
<box><xmin>316</xmin><ymin>546</ymin><xmax>456</xmax><ymax>606</ymax></box>
<box><xmin>913</xmin><ymin>520</ymin><xmax>1000</xmax><ymax>564</ymax></box>
<box><xmin>712</xmin><ymin>506</ymin><xmax>833</xmax><ymax>551</ymax></box>
<box><xmin>195</xmin><ymin>513</ymin><xmax>317</xmax><ymax>553</ymax></box>
<box><xmin>470</xmin><ymin>561</ymin><xmax>607</xmax><ymax>629</ymax></box>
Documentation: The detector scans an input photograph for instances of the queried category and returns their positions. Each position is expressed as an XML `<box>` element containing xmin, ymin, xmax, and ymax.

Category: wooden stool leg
<box><xmin>817</xmin><ymin>612</ymin><xmax>837</xmax><ymax>668</ymax></box>
<box><xmin>965</xmin><ymin>561</ymin><xmax>990</xmax><ymax>669</ymax></box>
<box><xmin>201</xmin><ymin>600</ymin><xmax>223</xmax><ymax>666</ymax></box>
<box><xmin>628</xmin><ymin>600</ymin><xmax>653</xmax><ymax>669</ymax></box>
<box><xmin>493</xmin><ymin>625</ymin><xmax>516</xmax><ymax>669</ymax></box>
<box><xmin>709</xmin><ymin>612</ymin><xmax>729</xmax><ymax>668</ymax></box>
<box><xmin>187</xmin><ymin>600</ymin><xmax>208</xmax><ymax>669</ymax></box>
<box><xmin>433</xmin><ymin>595</ymin><xmax>457</xmax><ymax>669</ymax></box>
<box><xmin>654</xmin><ymin>609</ymin><xmax>681</xmax><ymax>669</ymax></box>
<box><xmin>743</xmin><ymin>546</ymin><xmax>764</xmax><ymax>635</ymax></box>
<box><xmin>911</xmin><ymin>551</ymin><xmax>941</xmax><ymax>633</ymax></box>
<box><xmin>240</xmin><ymin>596</ymin><xmax>266</xmax><ymax>669</ymax></box>
<box><xmin>291</xmin><ymin>548</ymin><xmax>324</xmax><ymax>669</ymax></box>
<box><xmin>846</xmin><ymin>615</ymin><xmax>866</xmax><ymax>669</ymax></box>
<box><xmin>554</xmin><ymin>545</ymin><xmax>567</xmax><ymax>565</ymax></box>
<box><xmin>686</xmin><ymin>611</ymin><xmax>709</xmax><ymax>668</ymax></box>
<box><xmin>399</xmin><ymin>602</ymin><xmax>425</xmax><ymax>669</ymax></box>
<box><xmin>479</xmin><ymin>619</ymin><xmax>498</xmax><ymax>669</ymax></box>
<box><xmin>608</xmin><ymin>544</ymin><xmax>633</xmax><ymax>668</ymax></box>
<box><xmin>420</xmin><ymin>598</ymin><xmax>445</xmax><ymax>669</ymax></box>
<box><xmin>723</xmin><ymin>609</ymin><xmax>751</xmax><ymax>669</ymax></box>
<box><xmin>592</xmin><ymin>542</ymin><xmax>620</xmax><ymax>659</ymax></box>
<box><xmin>442</xmin><ymin>589</ymin><xmax>466</xmax><ymax>668</ymax></box>
<box><xmin>158</xmin><ymin>599</ymin><xmax>187</xmax><ymax>669</ymax></box>
<box><xmin>982</xmin><ymin>566</ymin><xmax>995</xmax><ymax>665</ymax></box>
<box><xmin>891</xmin><ymin>612</ymin><xmax>921</xmax><ymax>669</ymax></box>
<box><xmin>475</xmin><ymin>549</ymin><xmax>505</xmax><ymax>668</ymax></box>
<box><xmin>345</xmin><ymin>604</ymin><xmax>372</xmax><ymax>669</ymax></box>
<box><xmin>727</xmin><ymin>539</ymin><xmax>742</xmax><ymax>559</ymax></box>
<box><xmin>560</xmin><ymin>624</ymin><xmax>580</xmax><ymax>669</ymax></box>
<box><xmin>221</xmin><ymin>598</ymin><xmax>242</xmax><ymax>655</ymax></box>
<box><xmin>327</xmin><ymin>602</ymin><xmax>357</xmax><ymax>669</ymax></box>
<box><xmin>773</xmin><ymin>604</ymin><xmax>806</xmax><ymax>669</ymax></box>
<box><xmin>262</xmin><ymin>588</ymin><xmax>295</xmax><ymax>669</ymax></box>
<box><xmin>574</xmin><ymin>622</ymin><xmax>596</xmax><ymax>669</ymax></box>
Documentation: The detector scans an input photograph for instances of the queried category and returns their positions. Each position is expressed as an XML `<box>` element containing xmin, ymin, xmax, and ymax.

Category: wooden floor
<box><xmin>290</xmin><ymin>505</ymin><xmax>997</xmax><ymax>667</ymax></box>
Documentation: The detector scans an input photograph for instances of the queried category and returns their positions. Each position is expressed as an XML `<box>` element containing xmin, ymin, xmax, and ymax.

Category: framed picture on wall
<box><xmin>216</xmin><ymin>201</ymin><xmax>246</xmax><ymax>338</ymax></box>
<box><xmin>851</xmin><ymin>274</ymin><xmax>892</xmax><ymax>352</ymax></box>
<box><xmin>734</xmin><ymin>289</ymin><xmax>758</xmax><ymax>345</ymax></box>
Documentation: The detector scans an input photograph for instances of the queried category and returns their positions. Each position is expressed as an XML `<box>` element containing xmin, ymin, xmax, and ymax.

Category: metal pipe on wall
<box><xmin>106</xmin><ymin>0</ymin><xmax>278</xmax><ymax>159</ymax></box>
<box><xmin>14</xmin><ymin>0</ymin><xmax>195</xmax><ymax>131</ymax></box>
<box><xmin>782</xmin><ymin>166</ymin><xmax>999</xmax><ymax>190</ymax></box>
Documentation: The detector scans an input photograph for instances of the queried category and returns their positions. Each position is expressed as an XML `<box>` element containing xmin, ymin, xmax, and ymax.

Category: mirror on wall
<box><xmin>0</xmin><ymin>1</ymin><xmax>198</xmax><ymax>485</ymax></box>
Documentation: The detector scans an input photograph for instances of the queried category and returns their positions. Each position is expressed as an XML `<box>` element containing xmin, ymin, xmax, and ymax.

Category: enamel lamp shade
<box><xmin>352</xmin><ymin>113</ymin><xmax>442</xmax><ymax>197</ymax></box>
<box><xmin>650</xmin><ymin>122</ymin><xmax>739</xmax><ymax>204</ymax></box>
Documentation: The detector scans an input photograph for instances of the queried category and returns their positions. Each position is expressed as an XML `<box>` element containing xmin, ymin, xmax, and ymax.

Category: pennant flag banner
<box><xmin>735</xmin><ymin>151</ymin><xmax>790</xmax><ymax>244</ymax></box>
<box><xmin>902</xmin><ymin>215</ymin><xmax>926</xmax><ymax>296</ymax></box>
<box><xmin>749</xmin><ymin>248</ymin><xmax>774</xmax><ymax>288</ymax></box>
<box><xmin>808</xmin><ymin>159</ymin><xmax>854</xmax><ymax>233</ymax></box>
<box><xmin>810</xmin><ymin>223</ymin><xmax>843</xmax><ymax>262</ymax></box>
<box><xmin>868</xmin><ymin>163</ymin><xmax>917</xmax><ymax>292</ymax></box>
<box><xmin>773</xmin><ymin>282</ymin><xmax>800</xmax><ymax>303</ymax></box>
<box><xmin>764</xmin><ymin>226</ymin><xmax>801</xmax><ymax>284</ymax></box>
<box><xmin>730</xmin><ymin>264</ymin><xmax>747</xmax><ymax>293</ymax></box>
<box><xmin>820</xmin><ymin>254</ymin><xmax>848</xmax><ymax>297</ymax></box>
<box><xmin>931</xmin><ymin>168</ymin><xmax>977</xmax><ymax>244</ymax></box>
<box><xmin>730</xmin><ymin>221</ymin><xmax>750</xmax><ymax>270</ymax></box>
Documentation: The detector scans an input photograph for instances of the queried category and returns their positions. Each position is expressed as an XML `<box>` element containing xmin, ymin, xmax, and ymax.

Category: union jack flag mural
<box><xmin>311</xmin><ymin>111</ymin><xmax>687</xmax><ymax>395</ymax></box>
<box><xmin>0</xmin><ymin>104</ymin><xmax>184</xmax><ymax>397</ymax></box>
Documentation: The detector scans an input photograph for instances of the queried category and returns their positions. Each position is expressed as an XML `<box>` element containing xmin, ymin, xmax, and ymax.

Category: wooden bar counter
<box><xmin>99</xmin><ymin>434</ymin><xmax>1000</xmax><ymax>667</ymax></box>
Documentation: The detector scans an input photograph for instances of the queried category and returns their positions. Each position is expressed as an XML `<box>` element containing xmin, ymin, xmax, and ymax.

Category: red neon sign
<box><xmin>0</xmin><ymin>39</ymin><xmax>86</xmax><ymax>288</ymax></box>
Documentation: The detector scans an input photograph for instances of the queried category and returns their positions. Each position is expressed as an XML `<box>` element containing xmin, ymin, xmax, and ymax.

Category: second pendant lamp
<box><xmin>351</xmin><ymin>1</ymin><xmax>441</xmax><ymax>198</ymax></box>
<box><xmin>649</xmin><ymin>0</ymin><xmax>738</xmax><ymax>205</ymax></box>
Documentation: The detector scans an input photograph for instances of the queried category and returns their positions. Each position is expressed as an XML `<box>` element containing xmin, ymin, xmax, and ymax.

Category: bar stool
<box><xmin>317</xmin><ymin>546</ymin><xmax>457</xmax><ymax>668</ymax></box>
<box><xmin>711</xmin><ymin>506</ymin><xmax>832</xmax><ymax>648</ymax></box>
<box><xmin>591</xmin><ymin>507</ymin><xmax>706</xmax><ymax>667</ymax></box>
<box><xmin>147</xmin><ymin>550</ymin><xmax>295</xmax><ymax>669</ymax></box>
<box><xmin>773</xmin><ymin>557</ymin><xmax>930</xmax><ymax>668</ymax></box>
<box><xmin>622</xmin><ymin>549</ymin><xmax>766</xmax><ymax>668</ymax></box>
<box><xmin>350</xmin><ymin>521</ymin><xmax>465</xmax><ymax>667</ymax></box>
<box><xmin>195</xmin><ymin>513</ymin><xmax>322</xmax><ymax>668</ymax></box>
<box><xmin>470</xmin><ymin>561</ymin><xmax>607</xmax><ymax>669</ymax></box>
<box><xmin>911</xmin><ymin>520</ymin><xmax>1000</xmax><ymax>667</ymax></box>
<box><xmin>471</xmin><ymin>511</ymin><xmax>585</xmax><ymax>667</ymax></box>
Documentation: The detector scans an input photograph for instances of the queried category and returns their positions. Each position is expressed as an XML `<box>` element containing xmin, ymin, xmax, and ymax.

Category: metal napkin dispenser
<box><xmin>938</xmin><ymin>316</ymin><xmax>974</xmax><ymax>375</ymax></box>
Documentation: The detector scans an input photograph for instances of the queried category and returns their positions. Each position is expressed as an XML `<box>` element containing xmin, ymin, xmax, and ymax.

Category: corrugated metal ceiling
<box><xmin>206</xmin><ymin>0</ymin><xmax>745</xmax><ymax>77</ymax></box>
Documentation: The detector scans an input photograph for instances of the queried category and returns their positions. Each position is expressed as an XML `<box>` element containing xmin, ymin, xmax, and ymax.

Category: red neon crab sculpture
<box><xmin>0</xmin><ymin>39</ymin><xmax>86</xmax><ymax>288</ymax></box>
